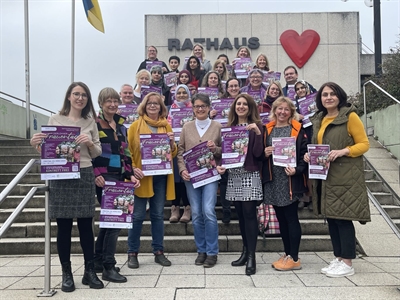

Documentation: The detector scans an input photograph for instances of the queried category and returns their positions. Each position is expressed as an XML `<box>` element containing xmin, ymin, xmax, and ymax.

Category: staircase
<box><xmin>0</xmin><ymin>139</ymin><xmax>350</xmax><ymax>255</ymax></box>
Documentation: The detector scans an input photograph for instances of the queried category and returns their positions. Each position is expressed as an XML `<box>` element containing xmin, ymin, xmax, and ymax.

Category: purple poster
<box><xmin>40</xmin><ymin>126</ymin><xmax>80</xmax><ymax>180</ymax></box>
<box><xmin>211</xmin><ymin>98</ymin><xmax>234</xmax><ymax>127</ymax></box>
<box><xmin>297</xmin><ymin>93</ymin><xmax>317</xmax><ymax>128</ymax></box>
<box><xmin>168</xmin><ymin>107</ymin><xmax>194</xmax><ymax>140</ymax></box>
<box><xmin>145</xmin><ymin>60</ymin><xmax>163</xmax><ymax>71</ymax></box>
<box><xmin>286</xmin><ymin>85</ymin><xmax>296</xmax><ymax>100</ymax></box>
<box><xmin>262</xmin><ymin>71</ymin><xmax>281</xmax><ymax>83</ymax></box>
<box><xmin>99</xmin><ymin>181</ymin><xmax>135</xmax><ymax>229</ymax></box>
<box><xmin>197</xmin><ymin>87</ymin><xmax>219</xmax><ymax>101</ymax></box>
<box><xmin>260</xmin><ymin>112</ymin><xmax>270</xmax><ymax>125</ymax></box>
<box><xmin>226</xmin><ymin>64</ymin><xmax>234</xmax><ymax>78</ymax></box>
<box><xmin>246</xmin><ymin>90</ymin><xmax>263</xmax><ymax>105</ymax></box>
<box><xmin>183</xmin><ymin>141</ymin><xmax>221</xmax><ymax>188</ymax></box>
<box><xmin>140</xmin><ymin>133</ymin><xmax>173</xmax><ymax>176</ymax></box>
<box><xmin>234</xmin><ymin>58</ymin><xmax>254</xmax><ymax>79</ymax></box>
<box><xmin>221</xmin><ymin>126</ymin><xmax>249</xmax><ymax>169</ymax></box>
<box><xmin>308</xmin><ymin>144</ymin><xmax>330</xmax><ymax>180</ymax></box>
<box><xmin>141</xmin><ymin>85</ymin><xmax>162</xmax><ymax>101</ymax></box>
<box><xmin>164</xmin><ymin>72</ymin><xmax>177</xmax><ymax>87</ymax></box>
<box><xmin>118</xmin><ymin>104</ymin><xmax>139</xmax><ymax>128</ymax></box>
<box><xmin>272</xmin><ymin>137</ymin><xmax>297</xmax><ymax>167</ymax></box>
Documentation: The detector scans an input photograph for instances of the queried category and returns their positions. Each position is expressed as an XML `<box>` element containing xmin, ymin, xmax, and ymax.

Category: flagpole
<box><xmin>24</xmin><ymin>0</ymin><xmax>31</xmax><ymax>139</ymax></box>
<box><xmin>71</xmin><ymin>0</ymin><xmax>75</xmax><ymax>83</ymax></box>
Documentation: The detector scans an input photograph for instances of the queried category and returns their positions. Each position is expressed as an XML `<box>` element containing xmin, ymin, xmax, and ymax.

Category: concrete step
<box><xmin>0</xmin><ymin>195</ymin><xmax>45</xmax><ymax>208</ymax></box>
<box><xmin>0</xmin><ymin>155</ymin><xmax>40</xmax><ymax>164</ymax></box>
<box><xmin>383</xmin><ymin>205</ymin><xmax>400</xmax><ymax>219</ymax></box>
<box><xmin>364</xmin><ymin>169</ymin><xmax>375</xmax><ymax>180</ymax></box>
<box><xmin>365</xmin><ymin>180</ymin><xmax>389</xmax><ymax>193</ymax></box>
<box><xmin>0</xmin><ymin>235</ymin><xmax>333</xmax><ymax>255</ymax></box>
<box><xmin>0</xmin><ymin>139</ymin><xmax>32</xmax><ymax>146</ymax></box>
<box><xmin>0</xmin><ymin>173</ymin><xmax>43</xmax><ymax>184</ymax></box>
<box><xmin>0</xmin><ymin>220</ymin><xmax>331</xmax><ymax>239</ymax></box>
<box><xmin>0</xmin><ymin>146</ymin><xmax>39</xmax><ymax>155</ymax></box>
<box><xmin>371</xmin><ymin>192</ymin><xmax>395</xmax><ymax>205</ymax></box>
<box><xmin>0</xmin><ymin>184</ymin><xmax>46</xmax><ymax>196</ymax></box>
<box><xmin>0</xmin><ymin>164</ymin><xmax>41</xmax><ymax>174</ymax></box>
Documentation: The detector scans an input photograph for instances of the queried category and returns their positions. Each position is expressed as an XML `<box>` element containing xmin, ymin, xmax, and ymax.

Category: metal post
<box><xmin>24</xmin><ymin>0</ymin><xmax>31</xmax><ymax>139</ymax></box>
<box><xmin>38</xmin><ymin>181</ymin><xmax>56</xmax><ymax>297</ymax></box>
<box><xmin>373</xmin><ymin>0</ymin><xmax>382</xmax><ymax>75</ymax></box>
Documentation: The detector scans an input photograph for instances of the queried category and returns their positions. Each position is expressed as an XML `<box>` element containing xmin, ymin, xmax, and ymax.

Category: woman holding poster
<box><xmin>127</xmin><ymin>92</ymin><xmax>177</xmax><ymax>269</ymax></box>
<box><xmin>262</xmin><ymin>97</ymin><xmax>308</xmax><ymax>272</ymax></box>
<box><xmin>30</xmin><ymin>82</ymin><xmax>103</xmax><ymax>292</ymax></box>
<box><xmin>304</xmin><ymin>82</ymin><xmax>370</xmax><ymax>278</ymax></box>
<box><xmin>177</xmin><ymin>93</ymin><xmax>222</xmax><ymax>268</ymax></box>
<box><xmin>216</xmin><ymin>93</ymin><xmax>264</xmax><ymax>275</ymax></box>
<box><xmin>92</xmin><ymin>88</ymin><xmax>140</xmax><ymax>283</ymax></box>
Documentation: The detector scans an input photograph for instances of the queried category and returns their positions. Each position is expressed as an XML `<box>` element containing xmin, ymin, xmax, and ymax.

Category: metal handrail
<box><xmin>0</xmin><ymin>91</ymin><xmax>56</xmax><ymax>115</ymax></box>
<box><xmin>0</xmin><ymin>159</ymin><xmax>56</xmax><ymax>297</ymax></box>
<box><xmin>363</xmin><ymin>80</ymin><xmax>400</xmax><ymax>131</ymax></box>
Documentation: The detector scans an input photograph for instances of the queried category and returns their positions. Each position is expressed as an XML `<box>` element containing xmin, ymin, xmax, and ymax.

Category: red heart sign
<box><xmin>280</xmin><ymin>30</ymin><xmax>320</xmax><ymax>68</ymax></box>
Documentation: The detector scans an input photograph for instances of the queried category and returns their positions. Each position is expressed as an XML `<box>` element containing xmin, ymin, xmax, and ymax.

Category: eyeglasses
<box><xmin>146</xmin><ymin>102</ymin><xmax>160</xmax><ymax>106</ymax></box>
<box><xmin>249</xmin><ymin>76</ymin><xmax>262</xmax><ymax>79</ymax></box>
<box><xmin>295</xmin><ymin>86</ymin><xmax>306</xmax><ymax>91</ymax></box>
<box><xmin>71</xmin><ymin>92</ymin><xmax>88</xmax><ymax>99</ymax></box>
<box><xmin>269</xmin><ymin>88</ymin><xmax>280</xmax><ymax>92</ymax></box>
<box><xmin>193</xmin><ymin>105</ymin><xmax>208</xmax><ymax>110</ymax></box>
<box><xmin>105</xmin><ymin>99</ymin><xmax>120</xmax><ymax>104</ymax></box>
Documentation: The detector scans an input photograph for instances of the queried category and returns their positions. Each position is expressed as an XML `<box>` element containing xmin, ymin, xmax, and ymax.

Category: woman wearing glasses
<box><xmin>127</xmin><ymin>92</ymin><xmax>177</xmax><ymax>269</ymax></box>
<box><xmin>30</xmin><ymin>82</ymin><xmax>103</xmax><ymax>292</ymax></box>
<box><xmin>177</xmin><ymin>93</ymin><xmax>222</xmax><ymax>268</ymax></box>
<box><xmin>240</xmin><ymin>69</ymin><xmax>268</xmax><ymax>105</ymax></box>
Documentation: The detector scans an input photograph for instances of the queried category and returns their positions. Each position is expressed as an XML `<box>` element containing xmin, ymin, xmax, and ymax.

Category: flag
<box><xmin>82</xmin><ymin>0</ymin><xmax>105</xmax><ymax>33</ymax></box>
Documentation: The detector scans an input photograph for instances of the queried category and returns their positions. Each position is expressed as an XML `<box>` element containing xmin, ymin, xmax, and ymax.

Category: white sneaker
<box><xmin>325</xmin><ymin>260</ymin><xmax>355</xmax><ymax>277</ymax></box>
<box><xmin>321</xmin><ymin>258</ymin><xmax>341</xmax><ymax>274</ymax></box>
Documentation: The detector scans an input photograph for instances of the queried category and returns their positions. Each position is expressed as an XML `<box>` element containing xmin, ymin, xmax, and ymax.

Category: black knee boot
<box><xmin>82</xmin><ymin>260</ymin><xmax>104</xmax><ymax>289</ymax></box>
<box><xmin>245</xmin><ymin>252</ymin><xmax>256</xmax><ymax>275</ymax></box>
<box><xmin>61</xmin><ymin>262</ymin><xmax>75</xmax><ymax>292</ymax></box>
<box><xmin>231</xmin><ymin>246</ymin><xmax>248</xmax><ymax>266</ymax></box>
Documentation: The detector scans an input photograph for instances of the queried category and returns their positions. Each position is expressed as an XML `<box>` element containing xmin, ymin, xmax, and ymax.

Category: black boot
<box><xmin>82</xmin><ymin>260</ymin><xmax>104</xmax><ymax>289</ymax></box>
<box><xmin>102</xmin><ymin>265</ymin><xmax>127</xmax><ymax>283</ymax></box>
<box><xmin>61</xmin><ymin>262</ymin><xmax>75</xmax><ymax>292</ymax></box>
<box><xmin>245</xmin><ymin>252</ymin><xmax>256</xmax><ymax>275</ymax></box>
<box><xmin>231</xmin><ymin>246</ymin><xmax>248</xmax><ymax>266</ymax></box>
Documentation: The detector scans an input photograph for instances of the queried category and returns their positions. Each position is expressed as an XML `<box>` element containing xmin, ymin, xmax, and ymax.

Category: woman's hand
<box><xmin>216</xmin><ymin>166</ymin><xmax>226</xmax><ymax>175</ymax></box>
<box><xmin>167</xmin><ymin>132</ymin><xmax>175</xmax><ymax>146</ymax></box>
<box><xmin>133</xmin><ymin>168</ymin><xmax>144</xmax><ymax>180</ymax></box>
<box><xmin>75</xmin><ymin>134</ymin><xmax>93</xmax><ymax>148</ymax></box>
<box><xmin>304</xmin><ymin>152</ymin><xmax>310</xmax><ymax>163</ymax></box>
<box><xmin>328</xmin><ymin>148</ymin><xmax>350</xmax><ymax>162</ymax></box>
<box><xmin>130</xmin><ymin>175</ymin><xmax>141</xmax><ymax>188</ymax></box>
<box><xmin>264</xmin><ymin>146</ymin><xmax>274</xmax><ymax>158</ymax></box>
<box><xmin>95</xmin><ymin>175</ymin><xmax>105</xmax><ymax>188</ymax></box>
<box><xmin>298</xmin><ymin>114</ymin><xmax>304</xmax><ymax>120</ymax></box>
<box><xmin>246</xmin><ymin>123</ymin><xmax>261</xmax><ymax>135</ymax></box>
<box><xmin>181</xmin><ymin>170</ymin><xmax>190</xmax><ymax>181</ymax></box>
<box><xmin>285</xmin><ymin>166</ymin><xmax>296</xmax><ymax>176</ymax></box>
<box><xmin>209</xmin><ymin>109</ymin><xmax>217</xmax><ymax>119</ymax></box>
<box><xmin>207</xmin><ymin>140</ymin><xmax>217</xmax><ymax>153</ymax></box>
<box><xmin>30</xmin><ymin>133</ymin><xmax>47</xmax><ymax>151</ymax></box>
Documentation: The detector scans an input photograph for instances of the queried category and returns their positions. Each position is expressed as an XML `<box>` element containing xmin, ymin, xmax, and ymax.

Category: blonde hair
<box><xmin>269</xmin><ymin>96</ymin><xmax>299</xmax><ymax>122</ymax></box>
<box><xmin>191</xmin><ymin>43</ymin><xmax>206</xmax><ymax>60</ymax></box>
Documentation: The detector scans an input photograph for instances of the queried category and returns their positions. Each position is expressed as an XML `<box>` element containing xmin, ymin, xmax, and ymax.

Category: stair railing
<box><xmin>0</xmin><ymin>159</ymin><xmax>56</xmax><ymax>297</ymax></box>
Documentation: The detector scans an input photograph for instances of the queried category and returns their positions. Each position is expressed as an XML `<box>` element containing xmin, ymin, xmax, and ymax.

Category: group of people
<box><xmin>29</xmin><ymin>45</ymin><xmax>371</xmax><ymax>293</ymax></box>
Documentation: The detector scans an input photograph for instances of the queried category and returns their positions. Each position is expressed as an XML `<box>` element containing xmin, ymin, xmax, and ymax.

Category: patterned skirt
<box><xmin>48</xmin><ymin>167</ymin><xmax>96</xmax><ymax>219</ymax></box>
<box><xmin>225</xmin><ymin>167</ymin><xmax>263</xmax><ymax>201</ymax></box>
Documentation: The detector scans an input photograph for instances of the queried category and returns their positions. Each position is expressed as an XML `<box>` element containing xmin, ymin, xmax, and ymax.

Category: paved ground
<box><xmin>0</xmin><ymin>251</ymin><xmax>399</xmax><ymax>299</ymax></box>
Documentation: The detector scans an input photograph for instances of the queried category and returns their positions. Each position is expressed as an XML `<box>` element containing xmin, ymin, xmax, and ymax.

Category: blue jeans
<box><xmin>127</xmin><ymin>175</ymin><xmax>166</xmax><ymax>254</ymax></box>
<box><xmin>185</xmin><ymin>180</ymin><xmax>219</xmax><ymax>255</ymax></box>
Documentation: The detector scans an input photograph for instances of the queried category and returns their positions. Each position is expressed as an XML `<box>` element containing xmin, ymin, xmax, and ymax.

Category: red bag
<box><xmin>257</xmin><ymin>203</ymin><xmax>280</xmax><ymax>237</ymax></box>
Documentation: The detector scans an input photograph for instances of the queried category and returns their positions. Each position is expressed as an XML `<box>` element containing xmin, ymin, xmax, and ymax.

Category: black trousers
<box><xmin>327</xmin><ymin>218</ymin><xmax>356</xmax><ymax>259</ymax></box>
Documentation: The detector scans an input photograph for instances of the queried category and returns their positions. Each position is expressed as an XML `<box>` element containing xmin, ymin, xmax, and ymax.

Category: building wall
<box><xmin>145</xmin><ymin>12</ymin><xmax>360</xmax><ymax>94</ymax></box>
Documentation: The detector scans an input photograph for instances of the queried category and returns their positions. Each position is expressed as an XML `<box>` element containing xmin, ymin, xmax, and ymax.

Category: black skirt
<box><xmin>48</xmin><ymin>167</ymin><xmax>96</xmax><ymax>219</ymax></box>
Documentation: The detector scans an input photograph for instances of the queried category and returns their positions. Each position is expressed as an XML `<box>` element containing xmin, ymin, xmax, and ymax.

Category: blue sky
<box><xmin>1</xmin><ymin>0</ymin><xmax>399</xmax><ymax>114</ymax></box>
